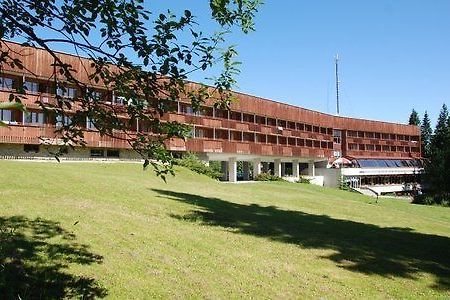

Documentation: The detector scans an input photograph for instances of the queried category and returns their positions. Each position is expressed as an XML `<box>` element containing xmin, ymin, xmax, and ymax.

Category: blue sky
<box><xmin>163</xmin><ymin>0</ymin><xmax>450</xmax><ymax>126</ymax></box>
<box><xmin>22</xmin><ymin>1</ymin><xmax>450</xmax><ymax>126</ymax></box>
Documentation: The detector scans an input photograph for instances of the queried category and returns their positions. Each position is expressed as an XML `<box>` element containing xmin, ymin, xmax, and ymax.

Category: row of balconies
<box><xmin>345</xmin><ymin>137</ymin><xmax>419</xmax><ymax>147</ymax></box>
<box><xmin>167</xmin><ymin>138</ymin><xmax>331</xmax><ymax>158</ymax></box>
<box><xmin>0</xmin><ymin>124</ymin><xmax>132</xmax><ymax>149</ymax></box>
<box><xmin>345</xmin><ymin>150</ymin><xmax>420</xmax><ymax>158</ymax></box>
<box><xmin>1</xmin><ymin>89</ymin><xmax>420</xmax><ymax>143</ymax></box>
<box><xmin>0</xmin><ymin>89</ymin><xmax>420</xmax><ymax>158</ymax></box>
<box><xmin>163</xmin><ymin>113</ymin><xmax>333</xmax><ymax>140</ymax></box>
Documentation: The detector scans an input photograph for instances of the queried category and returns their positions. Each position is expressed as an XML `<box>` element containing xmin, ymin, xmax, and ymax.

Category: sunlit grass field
<box><xmin>1</xmin><ymin>160</ymin><xmax>449</xmax><ymax>299</ymax></box>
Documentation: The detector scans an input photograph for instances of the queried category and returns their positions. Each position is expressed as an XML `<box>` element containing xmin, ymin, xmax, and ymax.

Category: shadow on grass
<box><xmin>152</xmin><ymin>189</ymin><xmax>450</xmax><ymax>291</ymax></box>
<box><xmin>0</xmin><ymin>216</ymin><xmax>107</xmax><ymax>299</ymax></box>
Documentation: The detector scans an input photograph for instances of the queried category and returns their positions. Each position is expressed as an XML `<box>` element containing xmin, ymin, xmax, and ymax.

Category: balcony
<box><xmin>0</xmin><ymin>124</ymin><xmax>132</xmax><ymax>149</ymax></box>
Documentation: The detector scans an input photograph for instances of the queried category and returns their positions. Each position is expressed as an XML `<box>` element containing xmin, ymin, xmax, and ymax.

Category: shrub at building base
<box><xmin>254</xmin><ymin>173</ymin><xmax>283</xmax><ymax>181</ymax></box>
<box><xmin>174</xmin><ymin>152</ymin><xmax>222</xmax><ymax>180</ymax></box>
<box><xmin>413</xmin><ymin>193</ymin><xmax>450</xmax><ymax>207</ymax></box>
<box><xmin>296</xmin><ymin>176</ymin><xmax>311</xmax><ymax>184</ymax></box>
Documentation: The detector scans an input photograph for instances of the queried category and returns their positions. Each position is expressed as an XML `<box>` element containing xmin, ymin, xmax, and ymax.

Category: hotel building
<box><xmin>0</xmin><ymin>41</ymin><xmax>422</xmax><ymax>195</ymax></box>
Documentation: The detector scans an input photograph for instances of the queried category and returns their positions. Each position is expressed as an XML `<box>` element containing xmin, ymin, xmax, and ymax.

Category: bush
<box><xmin>412</xmin><ymin>193</ymin><xmax>450</xmax><ymax>206</ymax></box>
<box><xmin>296</xmin><ymin>176</ymin><xmax>311</xmax><ymax>184</ymax></box>
<box><xmin>254</xmin><ymin>172</ymin><xmax>283</xmax><ymax>181</ymax></box>
<box><xmin>174</xmin><ymin>152</ymin><xmax>222</xmax><ymax>180</ymax></box>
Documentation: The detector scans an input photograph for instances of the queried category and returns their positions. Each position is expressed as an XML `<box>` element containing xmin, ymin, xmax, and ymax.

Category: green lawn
<box><xmin>1</xmin><ymin>160</ymin><xmax>449</xmax><ymax>299</ymax></box>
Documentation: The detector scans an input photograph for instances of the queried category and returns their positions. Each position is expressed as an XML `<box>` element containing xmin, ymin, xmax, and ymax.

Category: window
<box><xmin>24</xmin><ymin>112</ymin><xmax>44</xmax><ymax>124</ymax></box>
<box><xmin>86</xmin><ymin>117</ymin><xmax>96</xmax><ymax>130</ymax></box>
<box><xmin>91</xmin><ymin>149</ymin><xmax>104</xmax><ymax>157</ymax></box>
<box><xmin>24</xmin><ymin>144</ymin><xmax>39</xmax><ymax>153</ymax></box>
<box><xmin>333</xmin><ymin>129</ymin><xmax>342</xmax><ymax>144</ymax></box>
<box><xmin>0</xmin><ymin>77</ymin><xmax>13</xmax><ymax>89</ymax></box>
<box><xmin>0</xmin><ymin>109</ymin><xmax>13</xmax><ymax>122</ymax></box>
<box><xmin>366</xmin><ymin>144</ymin><xmax>375</xmax><ymax>151</ymax></box>
<box><xmin>347</xmin><ymin>131</ymin><xmax>358</xmax><ymax>138</ymax></box>
<box><xmin>89</xmin><ymin>90</ymin><xmax>102</xmax><ymax>101</ymax></box>
<box><xmin>106</xmin><ymin>149</ymin><xmax>120</xmax><ymax>158</ymax></box>
<box><xmin>255</xmin><ymin>134</ymin><xmax>265</xmax><ymax>143</ymax></box>
<box><xmin>113</xmin><ymin>96</ymin><xmax>127</xmax><ymax>105</ymax></box>
<box><xmin>184</xmin><ymin>127</ymin><xmax>193</xmax><ymax>138</ymax></box>
<box><xmin>57</xmin><ymin>86</ymin><xmax>77</xmax><ymax>98</ymax></box>
<box><xmin>267</xmin><ymin>118</ymin><xmax>277</xmax><ymax>126</ymax></box>
<box><xmin>366</xmin><ymin>132</ymin><xmax>375</xmax><ymax>139</ymax></box>
<box><xmin>56</xmin><ymin>115</ymin><xmax>72</xmax><ymax>127</ymax></box>
<box><xmin>24</xmin><ymin>81</ymin><xmax>39</xmax><ymax>93</ymax></box>
<box><xmin>348</xmin><ymin>143</ymin><xmax>358</xmax><ymax>150</ymax></box>
<box><xmin>194</xmin><ymin>127</ymin><xmax>206</xmax><ymax>138</ymax></box>
<box><xmin>180</xmin><ymin>103</ymin><xmax>201</xmax><ymax>115</ymax></box>
<box><xmin>90</xmin><ymin>149</ymin><xmax>104</xmax><ymax>157</ymax></box>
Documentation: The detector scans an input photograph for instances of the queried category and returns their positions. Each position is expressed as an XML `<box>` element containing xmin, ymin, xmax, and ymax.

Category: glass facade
<box><xmin>355</xmin><ymin>159</ymin><xmax>422</xmax><ymax>168</ymax></box>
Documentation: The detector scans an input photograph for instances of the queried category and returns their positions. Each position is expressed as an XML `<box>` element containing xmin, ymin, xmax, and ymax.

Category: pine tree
<box><xmin>425</xmin><ymin>104</ymin><xmax>450</xmax><ymax>204</ymax></box>
<box><xmin>408</xmin><ymin>109</ymin><xmax>421</xmax><ymax>126</ymax></box>
<box><xmin>420</xmin><ymin>111</ymin><xmax>432</xmax><ymax>158</ymax></box>
<box><xmin>431</xmin><ymin>104</ymin><xmax>449</xmax><ymax>151</ymax></box>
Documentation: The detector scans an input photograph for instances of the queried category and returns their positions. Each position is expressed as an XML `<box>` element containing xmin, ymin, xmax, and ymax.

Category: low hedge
<box><xmin>254</xmin><ymin>172</ymin><xmax>283</xmax><ymax>181</ymax></box>
<box><xmin>174</xmin><ymin>152</ymin><xmax>222</xmax><ymax>180</ymax></box>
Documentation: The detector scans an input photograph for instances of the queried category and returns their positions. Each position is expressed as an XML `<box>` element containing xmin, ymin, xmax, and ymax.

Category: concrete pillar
<box><xmin>243</xmin><ymin>161</ymin><xmax>250</xmax><ymax>181</ymax></box>
<box><xmin>308</xmin><ymin>160</ymin><xmax>315</xmax><ymax>176</ymax></box>
<box><xmin>293</xmin><ymin>159</ymin><xmax>299</xmax><ymax>178</ymax></box>
<box><xmin>274</xmin><ymin>159</ymin><xmax>282</xmax><ymax>177</ymax></box>
<box><xmin>228</xmin><ymin>157</ymin><xmax>237</xmax><ymax>182</ymax></box>
<box><xmin>253</xmin><ymin>158</ymin><xmax>261</xmax><ymax>179</ymax></box>
<box><xmin>221</xmin><ymin>161</ymin><xmax>228</xmax><ymax>181</ymax></box>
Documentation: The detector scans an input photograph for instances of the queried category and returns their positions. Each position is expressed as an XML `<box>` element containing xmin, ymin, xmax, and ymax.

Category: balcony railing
<box><xmin>0</xmin><ymin>124</ymin><xmax>132</xmax><ymax>149</ymax></box>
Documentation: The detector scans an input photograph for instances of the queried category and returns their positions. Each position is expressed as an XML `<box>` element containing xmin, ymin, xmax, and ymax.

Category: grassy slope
<box><xmin>0</xmin><ymin>160</ymin><xmax>449</xmax><ymax>299</ymax></box>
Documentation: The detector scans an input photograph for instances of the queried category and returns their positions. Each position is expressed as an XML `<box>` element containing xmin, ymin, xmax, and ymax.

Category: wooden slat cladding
<box><xmin>167</xmin><ymin>139</ymin><xmax>332</xmax><ymax>158</ymax></box>
<box><xmin>0</xmin><ymin>40</ymin><xmax>420</xmax><ymax>159</ymax></box>
<box><xmin>0</xmin><ymin>124</ymin><xmax>132</xmax><ymax>149</ymax></box>
<box><xmin>2</xmin><ymin>40</ymin><xmax>419</xmax><ymax>136</ymax></box>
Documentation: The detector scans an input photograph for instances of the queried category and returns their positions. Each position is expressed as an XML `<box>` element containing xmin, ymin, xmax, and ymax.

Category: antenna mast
<box><xmin>335</xmin><ymin>54</ymin><xmax>340</xmax><ymax>116</ymax></box>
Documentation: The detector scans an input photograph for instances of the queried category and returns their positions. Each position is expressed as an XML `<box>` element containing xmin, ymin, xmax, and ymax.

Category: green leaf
<box><xmin>0</xmin><ymin>102</ymin><xmax>25</xmax><ymax>111</ymax></box>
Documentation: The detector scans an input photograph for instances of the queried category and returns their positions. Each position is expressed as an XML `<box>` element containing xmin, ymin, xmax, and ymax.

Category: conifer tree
<box><xmin>425</xmin><ymin>104</ymin><xmax>450</xmax><ymax>204</ymax></box>
<box><xmin>431</xmin><ymin>104</ymin><xmax>449</xmax><ymax>151</ymax></box>
<box><xmin>408</xmin><ymin>109</ymin><xmax>421</xmax><ymax>126</ymax></box>
<box><xmin>420</xmin><ymin>111</ymin><xmax>432</xmax><ymax>158</ymax></box>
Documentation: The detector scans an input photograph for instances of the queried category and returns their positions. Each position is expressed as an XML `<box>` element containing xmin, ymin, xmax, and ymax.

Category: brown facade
<box><xmin>0</xmin><ymin>41</ymin><xmax>421</xmax><ymax>160</ymax></box>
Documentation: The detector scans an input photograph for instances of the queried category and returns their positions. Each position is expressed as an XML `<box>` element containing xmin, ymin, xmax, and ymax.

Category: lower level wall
<box><xmin>315</xmin><ymin>168</ymin><xmax>341</xmax><ymax>188</ymax></box>
<box><xmin>0</xmin><ymin>144</ymin><xmax>141</xmax><ymax>160</ymax></box>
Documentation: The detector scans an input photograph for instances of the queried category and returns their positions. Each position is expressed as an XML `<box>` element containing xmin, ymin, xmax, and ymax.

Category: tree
<box><xmin>430</xmin><ymin>104</ymin><xmax>449</xmax><ymax>151</ymax></box>
<box><xmin>423</xmin><ymin>104</ymin><xmax>450</xmax><ymax>204</ymax></box>
<box><xmin>420</xmin><ymin>111</ymin><xmax>432</xmax><ymax>158</ymax></box>
<box><xmin>0</xmin><ymin>0</ymin><xmax>261</xmax><ymax>179</ymax></box>
<box><xmin>408</xmin><ymin>109</ymin><xmax>420</xmax><ymax>126</ymax></box>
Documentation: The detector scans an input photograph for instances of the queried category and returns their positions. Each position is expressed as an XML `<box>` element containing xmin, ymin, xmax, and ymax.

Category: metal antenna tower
<box><xmin>335</xmin><ymin>54</ymin><xmax>340</xmax><ymax>116</ymax></box>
